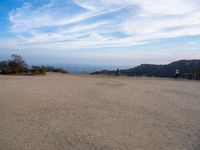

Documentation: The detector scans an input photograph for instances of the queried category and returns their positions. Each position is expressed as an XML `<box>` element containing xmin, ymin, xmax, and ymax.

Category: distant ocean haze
<box><xmin>28</xmin><ymin>63</ymin><xmax>132</xmax><ymax>73</ymax></box>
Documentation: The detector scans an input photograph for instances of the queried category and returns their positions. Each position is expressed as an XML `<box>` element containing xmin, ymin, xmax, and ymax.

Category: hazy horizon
<box><xmin>0</xmin><ymin>0</ymin><xmax>200</xmax><ymax>66</ymax></box>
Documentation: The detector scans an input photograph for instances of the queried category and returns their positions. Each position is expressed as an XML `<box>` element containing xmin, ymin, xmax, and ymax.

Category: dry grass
<box><xmin>0</xmin><ymin>73</ymin><xmax>200</xmax><ymax>150</ymax></box>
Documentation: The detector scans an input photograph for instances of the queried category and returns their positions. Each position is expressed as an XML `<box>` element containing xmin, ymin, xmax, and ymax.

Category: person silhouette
<box><xmin>175</xmin><ymin>69</ymin><xmax>180</xmax><ymax>78</ymax></box>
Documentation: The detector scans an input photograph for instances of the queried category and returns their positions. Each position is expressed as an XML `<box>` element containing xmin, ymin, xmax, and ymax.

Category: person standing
<box><xmin>175</xmin><ymin>69</ymin><xmax>180</xmax><ymax>78</ymax></box>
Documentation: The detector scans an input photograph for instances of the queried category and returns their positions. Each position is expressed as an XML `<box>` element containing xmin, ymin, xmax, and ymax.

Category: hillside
<box><xmin>92</xmin><ymin>60</ymin><xmax>200</xmax><ymax>78</ymax></box>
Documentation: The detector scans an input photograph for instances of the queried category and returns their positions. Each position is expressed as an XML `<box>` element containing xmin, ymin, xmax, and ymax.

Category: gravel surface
<box><xmin>0</xmin><ymin>73</ymin><xmax>200</xmax><ymax>150</ymax></box>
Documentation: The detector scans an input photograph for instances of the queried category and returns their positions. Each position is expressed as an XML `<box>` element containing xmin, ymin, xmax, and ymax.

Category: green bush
<box><xmin>31</xmin><ymin>66</ymin><xmax>47</xmax><ymax>75</ymax></box>
<box><xmin>30</xmin><ymin>66</ymin><xmax>68</xmax><ymax>75</ymax></box>
<box><xmin>45</xmin><ymin>66</ymin><xmax>68</xmax><ymax>73</ymax></box>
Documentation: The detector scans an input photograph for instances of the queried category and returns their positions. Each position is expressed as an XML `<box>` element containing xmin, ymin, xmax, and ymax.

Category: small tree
<box><xmin>8</xmin><ymin>54</ymin><xmax>28</xmax><ymax>73</ymax></box>
<box><xmin>0</xmin><ymin>61</ymin><xmax>9</xmax><ymax>74</ymax></box>
<box><xmin>0</xmin><ymin>54</ymin><xmax>28</xmax><ymax>74</ymax></box>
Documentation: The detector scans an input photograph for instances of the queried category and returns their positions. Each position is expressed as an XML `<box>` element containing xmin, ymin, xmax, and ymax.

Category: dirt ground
<box><xmin>0</xmin><ymin>73</ymin><xmax>200</xmax><ymax>150</ymax></box>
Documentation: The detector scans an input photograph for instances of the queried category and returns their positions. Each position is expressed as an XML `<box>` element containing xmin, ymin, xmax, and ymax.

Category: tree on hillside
<box><xmin>0</xmin><ymin>54</ymin><xmax>28</xmax><ymax>74</ymax></box>
<box><xmin>8</xmin><ymin>54</ymin><xmax>28</xmax><ymax>73</ymax></box>
<box><xmin>0</xmin><ymin>61</ymin><xmax>9</xmax><ymax>74</ymax></box>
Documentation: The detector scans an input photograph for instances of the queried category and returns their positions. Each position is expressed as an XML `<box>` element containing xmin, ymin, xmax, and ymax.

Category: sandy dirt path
<box><xmin>0</xmin><ymin>73</ymin><xmax>200</xmax><ymax>150</ymax></box>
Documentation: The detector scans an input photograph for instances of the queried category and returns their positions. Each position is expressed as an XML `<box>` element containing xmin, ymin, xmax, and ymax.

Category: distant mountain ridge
<box><xmin>91</xmin><ymin>60</ymin><xmax>200</xmax><ymax>78</ymax></box>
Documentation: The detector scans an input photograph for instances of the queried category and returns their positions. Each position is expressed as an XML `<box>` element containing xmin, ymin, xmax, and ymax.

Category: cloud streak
<box><xmin>3</xmin><ymin>0</ymin><xmax>200</xmax><ymax>50</ymax></box>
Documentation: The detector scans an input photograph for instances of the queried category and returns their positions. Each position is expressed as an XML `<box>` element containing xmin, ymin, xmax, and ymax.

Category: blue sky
<box><xmin>0</xmin><ymin>0</ymin><xmax>200</xmax><ymax>66</ymax></box>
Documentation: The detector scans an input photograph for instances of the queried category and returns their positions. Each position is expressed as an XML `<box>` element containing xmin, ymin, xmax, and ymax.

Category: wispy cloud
<box><xmin>3</xmin><ymin>0</ymin><xmax>200</xmax><ymax>50</ymax></box>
